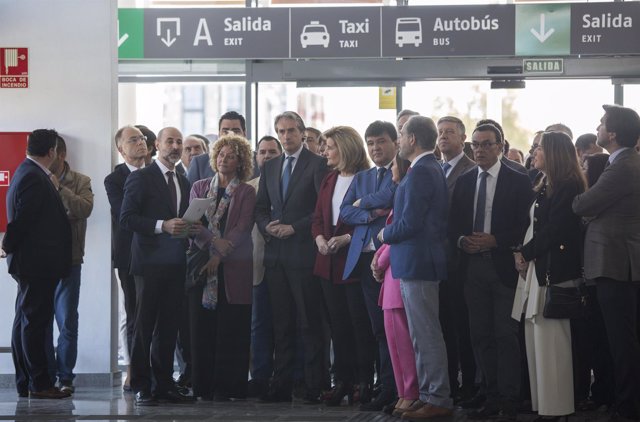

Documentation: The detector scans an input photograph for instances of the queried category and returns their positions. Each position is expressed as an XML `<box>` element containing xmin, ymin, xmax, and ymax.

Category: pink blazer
<box><xmin>191</xmin><ymin>179</ymin><xmax>256</xmax><ymax>305</ymax></box>
<box><xmin>376</xmin><ymin>243</ymin><xmax>404</xmax><ymax>310</ymax></box>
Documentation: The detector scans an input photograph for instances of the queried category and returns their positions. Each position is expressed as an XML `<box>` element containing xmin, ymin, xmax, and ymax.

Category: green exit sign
<box><xmin>523</xmin><ymin>58</ymin><xmax>564</xmax><ymax>74</ymax></box>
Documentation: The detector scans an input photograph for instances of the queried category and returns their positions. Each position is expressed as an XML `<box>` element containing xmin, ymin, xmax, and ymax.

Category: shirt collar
<box><xmin>26</xmin><ymin>156</ymin><xmax>53</xmax><ymax>177</ymax></box>
<box><xmin>125</xmin><ymin>162</ymin><xmax>144</xmax><ymax>172</ymax></box>
<box><xmin>155</xmin><ymin>159</ymin><xmax>174</xmax><ymax>175</ymax></box>
<box><xmin>479</xmin><ymin>158</ymin><xmax>501</xmax><ymax>179</ymax></box>
<box><xmin>410</xmin><ymin>150</ymin><xmax>434</xmax><ymax>168</ymax></box>
<box><xmin>608</xmin><ymin>147</ymin><xmax>629</xmax><ymax>164</ymax></box>
<box><xmin>284</xmin><ymin>144</ymin><xmax>304</xmax><ymax>161</ymax></box>
<box><xmin>376</xmin><ymin>161</ymin><xmax>393</xmax><ymax>171</ymax></box>
<box><xmin>444</xmin><ymin>151</ymin><xmax>465</xmax><ymax>169</ymax></box>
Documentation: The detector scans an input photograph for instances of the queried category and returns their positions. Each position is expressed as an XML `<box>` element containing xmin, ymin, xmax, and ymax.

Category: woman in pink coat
<box><xmin>371</xmin><ymin>154</ymin><xmax>419</xmax><ymax>417</ymax></box>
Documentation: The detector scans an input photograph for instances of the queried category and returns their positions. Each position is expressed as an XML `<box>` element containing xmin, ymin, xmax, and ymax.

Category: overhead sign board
<box><xmin>381</xmin><ymin>5</ymin><xmax>515</xmax><ymax>57</ymax></box>
<box><xmin>290</xmin><ymin>7</ymin><xmax>381</xmax><ymax>58</ymax></box>
<box><xmin>118</xmin><ymin>3</ymin><xmax>640</xmax><ymax>60</ymax></box>
<box><xmin>571</xmin><ymin>2</ymin><xmax>640</xmax><ymax>55</ymax></box>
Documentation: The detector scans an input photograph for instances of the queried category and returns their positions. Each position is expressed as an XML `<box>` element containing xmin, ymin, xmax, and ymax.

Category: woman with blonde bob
<box><xmin>311</xmin><ymin>126</ymin><xmax>375</xmax><ymax>406</ymax></box>
<box><xmin>512</xmin><ymin>131</ymin><xmax>587</xmax><ymax>421</ymax></box>
<box><xmin>188</xmin><ymin>135</ymin><xmax>256</xmax><ymax>401</ymax></box>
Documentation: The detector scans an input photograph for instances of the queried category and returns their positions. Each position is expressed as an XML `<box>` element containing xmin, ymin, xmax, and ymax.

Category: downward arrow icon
<box><xmin>117</xmin><ymin>20</ymin><xmax>129</xmax><ymax>48</ymax></box>
<box><xmin>161</xmin><ymin>29</ymin><xmax>176</xmax><ymax>47</ymax></box>
<box><xmin>530</xmin><ymin>13</ymin><xmax>555</xmax><ymax>43</ymax></box>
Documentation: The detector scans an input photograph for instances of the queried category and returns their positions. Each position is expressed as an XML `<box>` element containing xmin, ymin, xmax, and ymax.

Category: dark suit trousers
<box><xmin>319</xmin><ymin>277</ymin><xmax>375</xmax><ymax>385</ymax></box>
<box><xmin>356</xmin><ymin>252</ymin><xmax>396</xmax><ymax>394</ymax></box>
<box><xmin>117</xmin><ymin>269</ymin><xmax>137</xmax><ymax>355</ymax></box>
<box><xmin>440</xmin><ymin>265</ymin><xmax>476</xmax><ymax>396</ymax></box>
<box><xmin>11</xmin><ymin>275</ymin><xmax>58</xmax><ymax>393</ymax></box>
<box><xmin>188</xmin><ymin>268</ymin><xmax>251</xmax><ymax>399</ymax></box>
<box><xmin>596</xmin><ymin>278</ymin><xmax>640</xmax><ymax>419</ymax></box>
<box><xmin>464</xmin><ymin>255</ymin><xmax>520</xmax><ymax>405</ymax></box>
<box><xmin>130</xmin><ymin>273</ymin><xmax>183</xmax><ymax>395</ymax></box>
<box><xmin>266</xmin><ymin>264</ymin><xmax>324</xmax><ymax>394</ymax></box>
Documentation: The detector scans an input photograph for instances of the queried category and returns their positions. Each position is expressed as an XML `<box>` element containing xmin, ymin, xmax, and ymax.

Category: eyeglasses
<box><xmin>126</xmin><ymin>135</ymin><xmax>147</xmax><ymax>144</ymax></box>
<box><xmin>470</xmin><ymin>141</ymin><xmax>500</xmax><ymax>150</ymax></box>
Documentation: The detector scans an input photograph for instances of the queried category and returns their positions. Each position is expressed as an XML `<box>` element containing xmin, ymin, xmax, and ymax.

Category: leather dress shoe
<box><xmin>394</xmin><ymin>399</ymin><xmax>423</xmax><ymax>417</ymax></box>
<box><xmin>29</xmin><ymin>387</ymin><xmax>71</xmax><ymax>399</ymax></box>
<box><xmin>402</xmin><ymin>403</ymin><xmax>454</xmax><ymax>420</ymax></box>
<box><xmin>155</xmin><ymin>389</ymin><xmax>196</xmax><ymax>404</ymax></box>
<box><xmin>359</xmin><ymin>389</ymin><xmax>397</xmax><ymax>411</ymax></box>
<box><xmin>467</xmin><ymin>403</ymin><xmax>501</xmax><ymax>420</ymax></box>
<box><xmin>134</xmin><ymin>391</ymin><xmax>157</xmax><ymax>406</ymax></box>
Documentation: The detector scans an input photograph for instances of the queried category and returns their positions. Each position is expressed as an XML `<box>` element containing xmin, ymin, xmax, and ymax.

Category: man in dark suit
<box><xmin>255</xmin><ymin>111</ymin><xmax>328</xmax><ymax>403</ymax></box>
<box><xmin>104</xmin><ymin>125</ymin><xmax>148</xmax><ymax>392</ymax></box>
<box><xmin>573</xmin><ymin>105</ymin><xmax>640</xmax><ymax>421</ymax></box>
<box><xmin>120</xmin><ymin>126</ymin><xmax>196</xmax><ymax>406</ymax></box>
<box><xmin>1</xmin><ymin>129</ymin><xmax>72</xmax><ymax>399</ymax></box>
<box><xmin>341</xmin><ymin>120</ymin><xmax>398</xmax><ymax>411</ymax></box>
<box><xmin>378</xmin><ymin>115</ymin><xmax>453</xmax><ymax>420</ymax></box>
<box><xmin>476</xmin><ymin>119</ymin><xmax>528</xmax><ymax>175</ymax></box>
<box><xmin>449</xmin><ymin>123</ymin><xmax>531</xmax><ymax>420</ymax></box>
<box><xmin>436</xmin><ymin>116</ymin><xmax>477</xmax><ymax>402</ymax></box>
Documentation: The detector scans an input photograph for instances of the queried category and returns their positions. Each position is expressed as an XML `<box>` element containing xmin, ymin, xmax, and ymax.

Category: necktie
<box><xmin>376</xmin><ymin>167</ymin><xmax>387</xmax><ymax>191</ymax></box>
<box><xmin>473</xmin><ymin>171</ymin><xmax>488</xmax><ymax>233</ymax></box>
<box><xmin>441</xmin><ymin>162</ymin><xmax>452</xmax><ymax>176</ymax></box>
<box><xmin>281</xmin><ymin>156</ymin><xmax>294</xmax><ymax>197</ymax></box>
<box><xmin>166</xmin><ymin>171</ymin><xmax>178</xmax><ymax>217</ymax></box>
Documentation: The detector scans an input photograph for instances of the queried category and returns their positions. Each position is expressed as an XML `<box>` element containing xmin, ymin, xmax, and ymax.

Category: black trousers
<box><xmin>319</xmin><ymin>277</ymin><xmax>375</xmax><ymax>385</ymax></box>
<box><xmin>356</xmin><ymin>252</ymin><xmax>396</xmax><ymax>394</ymax></box>
<box><xmin>188</xmin><ymin>269</ymin><xmax>251</xmax><ymax>399</ymax></box>
<box><xmin>439</xmin><ymin>266</ymin><xmax>476</xmax><ymax>396</ymax></box>
<box><xmin>596</xmin><ymin>278</ymin><xmax>640</xmax><ymax>419</ymax></box>
<box><xmin>266</xmin><ymin>264</ymin><xmax>324</xmax><ymax>395</ymax></box>
<box><xmin>11</xmin><ymin>275</ymin><xmax>58</xmax><ymax>393</ymax></box>
<box><xmin>117</xmin><ymin>268</ymin><xmax>136</xmax><ymax>355</ymax></box>
<box><xmin>130</xmin><ymin>273</ymin><xmax>183</xmax><ymax>395</ymax></box>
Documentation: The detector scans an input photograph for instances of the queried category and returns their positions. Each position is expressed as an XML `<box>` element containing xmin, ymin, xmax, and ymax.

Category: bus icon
<box><xmin>395</xmin><ymin>18</ymin><xmax>422</xmax><ymax>47</ymax></box>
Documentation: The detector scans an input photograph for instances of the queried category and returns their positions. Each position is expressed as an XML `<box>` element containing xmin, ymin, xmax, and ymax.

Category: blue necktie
<box><xmin>474</xmin><ymin>171</ymin><xmax>488</xmax><ymax>233</ymax></box>
<box><xmin>281</xmin><ymin>156</ymin><xmax>294</xmax><ymax>198</ymax></box>
<box><xmin>376</xmin><ymin>167</ymin><xmax>386</xmax><ymax>191</ymax></box>
<box><xmin>441</xmin><ymin>162</ymin><xmax>452</xmax><ymax>176</ymax></box>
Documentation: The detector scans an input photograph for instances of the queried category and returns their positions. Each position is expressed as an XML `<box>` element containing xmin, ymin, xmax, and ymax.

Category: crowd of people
<box><xmin>3</xmin><ymin>105</ymin><xmax>640</xmax><ymax>422</ymax></box>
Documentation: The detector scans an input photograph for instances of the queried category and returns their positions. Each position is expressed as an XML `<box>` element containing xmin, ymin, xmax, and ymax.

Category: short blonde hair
<box><xmin>323</xmin><ymin>126</ymin><xmax>370</xmax><ymax>174</ymax></box>
<box><xmin>210</xmin><ymin>135</ymin><xmax>254</xmax><ymax>182</ymax></box>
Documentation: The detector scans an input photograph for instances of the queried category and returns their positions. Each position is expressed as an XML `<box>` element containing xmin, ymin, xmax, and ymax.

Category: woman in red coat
<box><xmin>312</xmin><ymin>126</ymin><xmax>373</xmax><ymax>406</ymax></box>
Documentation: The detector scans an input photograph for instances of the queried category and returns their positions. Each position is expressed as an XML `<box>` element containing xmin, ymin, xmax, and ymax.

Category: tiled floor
<box><xmin>0</xmin><ymin>387</ymin><xmax>609</xmax><ymax>422</ymax></box>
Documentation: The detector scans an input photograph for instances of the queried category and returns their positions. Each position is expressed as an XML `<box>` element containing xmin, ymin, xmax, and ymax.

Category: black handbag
<box><xmin>542</xmin><ymin>252</ymin><xmax>588</xmax><ymax>319</ymax></box>
<box><xmin>185</xmin><ymin>244</ymin><xmax>209</xmax><ymax>291</ymax></box>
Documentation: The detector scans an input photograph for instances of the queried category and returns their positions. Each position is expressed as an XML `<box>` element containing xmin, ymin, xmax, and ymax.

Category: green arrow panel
<box><xmin>118</xmin><ymin>8</ymin><xmax>144</xmax><ymax>59</ymax></box>
<box><xmin>516</xmin><ymin>4</ymin><xmax>570</xmax><ymax>56</ymax></box>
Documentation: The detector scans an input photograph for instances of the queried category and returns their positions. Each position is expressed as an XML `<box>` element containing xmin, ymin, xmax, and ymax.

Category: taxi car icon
<box><xmin>301</xmin><ymin>21</ymin><xmax>330</xmax><ymax>48</ymax></box>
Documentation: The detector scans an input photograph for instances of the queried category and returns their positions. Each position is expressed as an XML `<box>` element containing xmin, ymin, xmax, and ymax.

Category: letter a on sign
<box><xmin>194</xmin><ymin>19</ymin><xmax>213</xmax><ymax>46</ymax></box>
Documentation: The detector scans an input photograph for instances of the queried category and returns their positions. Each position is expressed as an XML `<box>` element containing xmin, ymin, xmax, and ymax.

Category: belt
<box><xmin>468</xmin><ymin>251</ymin><xmax>492</xmax><ymax>260</ymax></box>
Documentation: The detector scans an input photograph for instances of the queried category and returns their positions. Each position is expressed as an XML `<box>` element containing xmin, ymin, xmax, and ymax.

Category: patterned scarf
<box><xmin>202</xmin><ymin>174</ymin><xmax>240</xmax><ymax>310</ymax></box>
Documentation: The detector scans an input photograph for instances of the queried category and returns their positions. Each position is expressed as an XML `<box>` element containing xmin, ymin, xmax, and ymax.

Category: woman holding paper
<box><xmin>188</xmin><ymin>135</ymin><xmax>256</xmax><ymax>401</ymax></box>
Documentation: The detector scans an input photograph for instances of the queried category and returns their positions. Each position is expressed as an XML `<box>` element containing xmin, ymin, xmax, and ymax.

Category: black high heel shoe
<box><xmin>323</xmin><ymin>381</ymin><xmax>353</xmax><ymax>406</ymax></box>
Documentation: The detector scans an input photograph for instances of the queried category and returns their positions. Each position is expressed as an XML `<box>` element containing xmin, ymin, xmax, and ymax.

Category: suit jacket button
<box><xmin>533</xmin><ymin>217</ymin><xmax>538</xmax><ymax>222</ymax></box>
<box><xmin>559</xmin><ymin>244</ymin><xmax>565</xmax><ymax>250</ymax></box>
<box><xmin>535</xmin><ymin>202</ymin><xmax>539</xmax><ymax>208</ymax></box>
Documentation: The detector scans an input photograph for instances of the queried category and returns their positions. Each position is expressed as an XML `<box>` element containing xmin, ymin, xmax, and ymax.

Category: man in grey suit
<box><xmin>437</xmin><ymin>116</ymin><xmax>477</xmax><ymax>402</ymax></box>
<box><xmin>255</xmin><ymin>111</ymin><xmax>328</xmax><ymax>403</ymax></box>
<box><xmin>573</xmin><ymin>104</ymin><xmax>640</xmax><ymax>422</ymax></box>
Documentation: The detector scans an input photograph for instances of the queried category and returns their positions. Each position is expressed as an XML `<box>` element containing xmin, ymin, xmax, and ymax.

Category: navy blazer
<box><xmin>186</xmin><ymin>153</ymin><xmax>215</xmax><ymax>185</ymax></box>
<box><xmin>521</xmin><ymin>179</ymin><xmax>584</xmax><ymax>285</ymax></box>
<box><xmin>104</xmin><ymin>163</ymin><xmax>133</xmax><ymax>270</ymax></box>
<box><xmin>449</xmin><ymin>163</ymin><xmax>532</xmax><ymax>288</ymax></box>
<box><xmin>340</xmin><ymin>165</ymin><xmax>395</xmax><ymax>279</ymax></box>
<box><xmin>3</xmin><ymin>159</ymin><xmax>72</xmax><ymax>279</ymax></box>
<box><xmin>254</xmin><ymin>147</ymin><xmax>328</xmax><ymax>269</ymax></box>
<box><xmin>382</xmin><ymin>154</ymin><xmax>448</xmax><ymax>281</ymax></box>
<box><xmin>120</xmin><ymin>161</ymin><xmax>190</xmax><ymax>277</ymax></box>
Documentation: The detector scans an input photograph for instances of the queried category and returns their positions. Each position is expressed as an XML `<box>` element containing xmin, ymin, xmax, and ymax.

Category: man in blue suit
<box><xmin>2</xmin><ymin>129</ymin><xmax>72</xmax><ymax>399</ymax></box>
<box><xmin>378</xmin><ymin>115</ymin><xmax>453</xmax><ymax>420</ymax></box>
<box><xmin>120</xmin><ymin>126</ymin><xmax>197</xmax><ymax>406</ymax></box>
<box><xmin>341</xmin><ymin>120</ymin><xmax>398</xmax><ymax>411</ymax></box>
